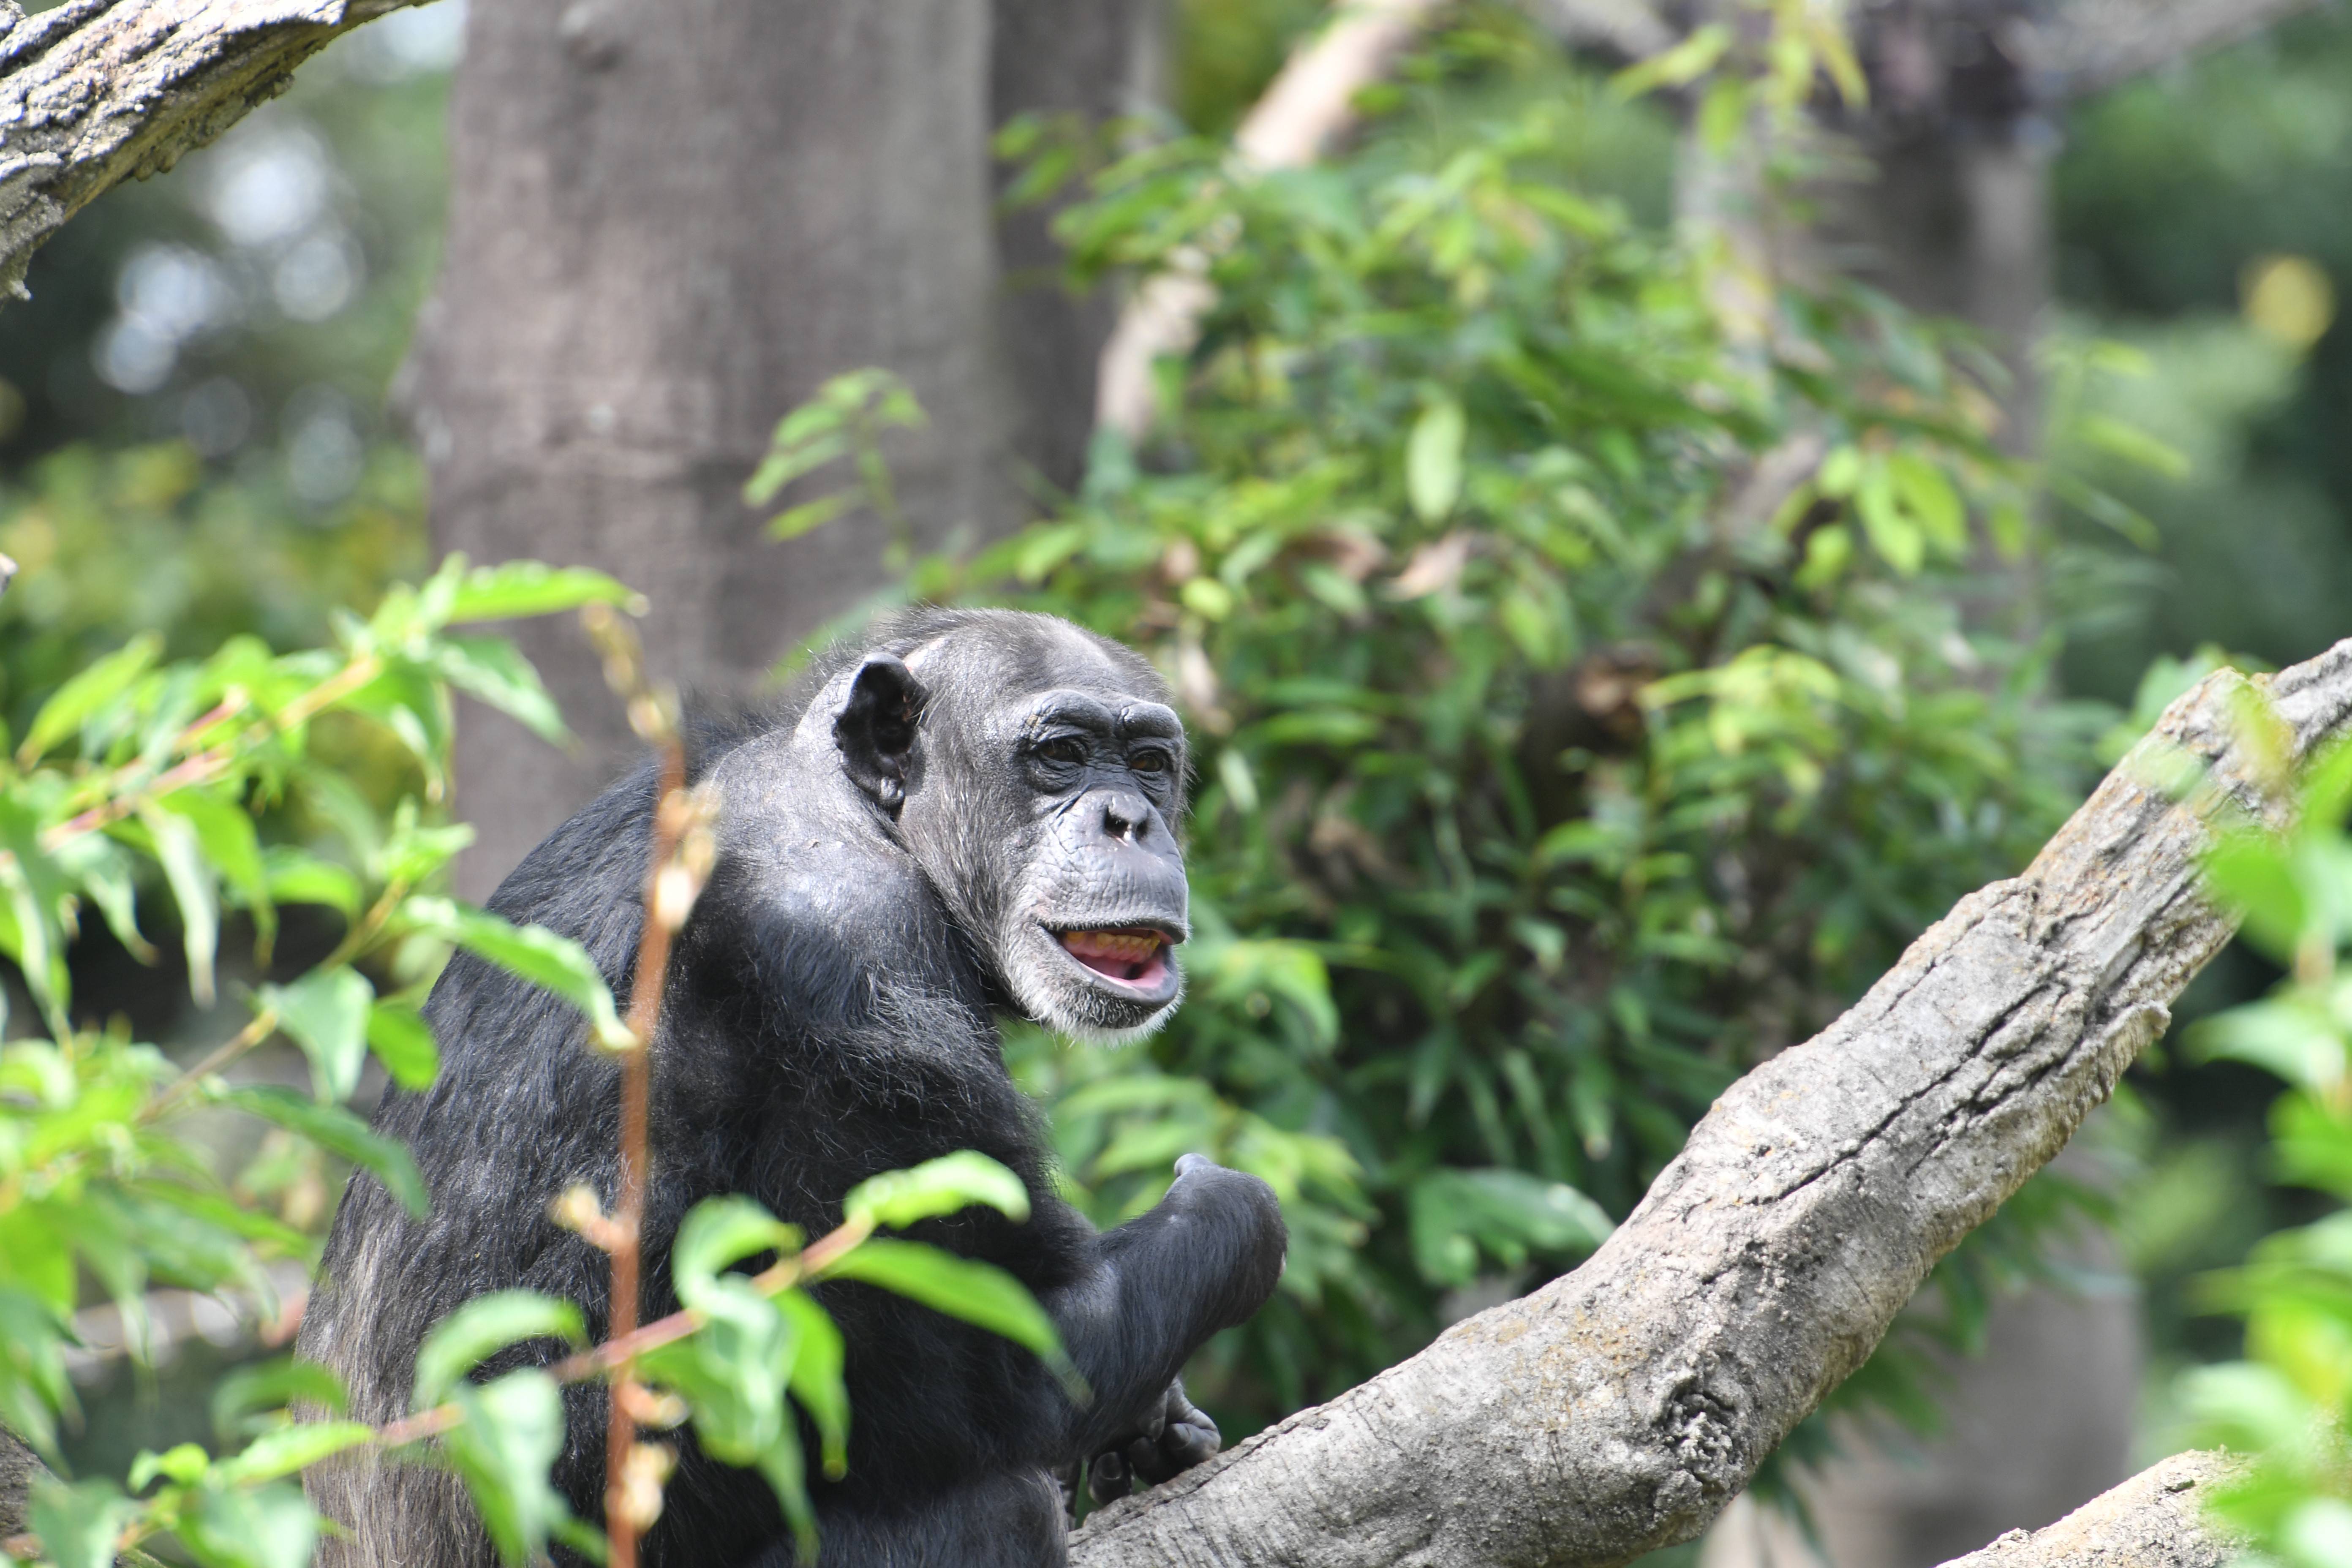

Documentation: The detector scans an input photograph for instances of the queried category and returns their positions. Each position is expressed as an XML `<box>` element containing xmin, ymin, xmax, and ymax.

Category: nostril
<box><xmin>1102</xmin><ymin>797</ymin><xmax>1149</xmax><ymax>843</ymax></box>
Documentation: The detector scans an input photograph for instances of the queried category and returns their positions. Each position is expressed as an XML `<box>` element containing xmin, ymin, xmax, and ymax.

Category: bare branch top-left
<box><xmin>0</xmin><ymin>0</ymin><xmax>430</xmax><ymax>302</ymax></box>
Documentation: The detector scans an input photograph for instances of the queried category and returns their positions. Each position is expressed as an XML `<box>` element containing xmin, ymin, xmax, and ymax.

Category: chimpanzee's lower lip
<box><xmin>1046</xmin><ymin>924</ymin><xmax>1182</xmax><ymax>994</ymax></box>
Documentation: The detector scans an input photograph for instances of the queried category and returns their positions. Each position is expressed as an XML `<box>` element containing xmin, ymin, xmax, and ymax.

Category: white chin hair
<box><xmin>1004</xmin><ymin>950</ymin><xmax>1182</xmax><ymax>1047</ymax></box>
<box><xmin>1054</xmin><ymin>1002</ymin><xmax>1180</xmax><ymax>1048</ymax></box>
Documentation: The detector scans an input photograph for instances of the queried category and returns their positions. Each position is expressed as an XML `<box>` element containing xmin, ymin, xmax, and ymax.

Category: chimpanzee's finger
<box><xmin>1088</xmin><ymin>1448</ymin><xmax>1132</xmax><ymax>1504</ymax></box>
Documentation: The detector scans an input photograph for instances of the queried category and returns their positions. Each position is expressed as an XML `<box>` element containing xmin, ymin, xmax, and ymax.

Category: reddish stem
<box><xmin>606</xmin><ymin>740</ymin><xmax>687</xmax><ymax>1568</ymax></box>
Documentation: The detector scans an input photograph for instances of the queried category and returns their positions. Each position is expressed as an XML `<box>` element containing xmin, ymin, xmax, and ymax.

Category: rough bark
<box><xmin>1069</xmin><ymin>639</ymin><xmax>2352</xmax><ymax>1568</ymax></box>
<box><xmin>415</xmin><ymin>0</ymin><xmax>1150</xmax><ymax>898</ymax></box>
<box><xmin>991</xmin><ymin>0</ymin><xmax>1163</xmax><ymax>498</ymax></box>
<box><xmin>1930</xmin><ymin>1451</ymin><xmax>2239</xmax><ymax>1568</ymax></box>
<box><xmin>2021</xmin><ymin>0</ymin><xmax>2326</xmax><ymax>99</ymax></box>
<box><xmin>0</xmin><ymin>1424</ymin><xmax>39</xmax><ymax>1543</ymax></box>
<box><xmin>0</xmin><ymin>0</ymin><xmax>428</xmax><ymax>304</ymax></box>
<box><xmin>411</xmin><ymin>0</ymin><xmax>1029</xmax><ymax>896</ymax></box>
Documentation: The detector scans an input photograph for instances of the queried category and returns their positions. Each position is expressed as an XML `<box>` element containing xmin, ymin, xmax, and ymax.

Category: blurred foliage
<box><xmin>763</xmin><ymin>10</ymin><xmax>2124</xmax><ymax>1446</ymax></box>
<box><xmin>2046</xmin><ymin>5</ymin><xmax>2352</xmax><ymax>1434</ymax></box>
<box><xmin>0</xmin><ymin>554</ymin><xmax>1082</xmax><ymax>1567</ymax></box>
<box><xmin>2053</xmin><ymin>7</ymin><xmax>2352</xmax><ymax>707</ymax></box>
<box><xmin>2178</xmin><ymin>714</ymin><xmax>2352</xmax><ymax>1568</ymax></box>
<box><xmin>0</xmin><ymin>559</ymin><xmax>633</xmax><ymax>1565</ymax></box>
<box><xmin>0</xmin><ymin>7</ymin><xmax>460</xmax><ymax>467</ymax></box>
<box><xmin>1170</xmin><ymin>0</ymin><xmax>1326</xmax><ymax>139</ymax></box>
<box><xmin>0</xmin><ymin>442</ymin><xmax>427</xmax><ymax>738</ymax></box>
<box><xmin>0</xmin><ymin>6</ymin><xmax>454</xmax><ymax>824</ymax></box>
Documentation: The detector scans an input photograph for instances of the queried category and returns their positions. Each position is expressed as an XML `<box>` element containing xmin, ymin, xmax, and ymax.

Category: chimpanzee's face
<box><xmin>830</xmin><ymin>615</ymin><xmax>1192</xmax><ymax>1043</ymax></box>
<box><xmin>982</xmin><ymin>681</ymin><xmax>1190</xmax><ymax>1041</ymax></box>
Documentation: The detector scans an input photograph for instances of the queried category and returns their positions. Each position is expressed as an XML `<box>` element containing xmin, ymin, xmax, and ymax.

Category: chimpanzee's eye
<box><xmin>1130</xmin><ymin>748</ymin><xmax>1171</xmax><ymax>775</ymax></box>
<box><xmin>1035</xmin><ymin>736</ymin><xmax>1087</xmax><ymax>767</ymax></box>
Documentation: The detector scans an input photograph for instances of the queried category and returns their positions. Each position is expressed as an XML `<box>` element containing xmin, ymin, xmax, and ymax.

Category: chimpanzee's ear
<box><xmin>834</xmin><ymin>655</ymin><xmax>925</xmax><ymax>813</ymax></box>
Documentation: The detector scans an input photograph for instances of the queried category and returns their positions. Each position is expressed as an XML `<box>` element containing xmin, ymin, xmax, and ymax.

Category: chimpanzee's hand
<box><xmin>1163</xmin><ymin>1152</ymin><xmax>1287</xmax><ymax>1327</ymax></box>
<box><xmin>1084</xmin><ymin>1380</ymin><xmax>1221</xmax><ymax>1505</ymax></box>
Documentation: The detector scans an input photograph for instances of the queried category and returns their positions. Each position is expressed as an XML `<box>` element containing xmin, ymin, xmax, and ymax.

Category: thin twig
<box><xmin>141</xmin><ymin>880</ymin><xmax>409</xmax><ymax>1122</ymax></box>
<box><xmin>605</xmin><ymin>741</ymin><xmax>684</xmax><ymax>1568</ymax></box>
<box><xmin>576</xmin><ymin>601</ymin><xmax>717</xmax><ymax>1565</ymax></box>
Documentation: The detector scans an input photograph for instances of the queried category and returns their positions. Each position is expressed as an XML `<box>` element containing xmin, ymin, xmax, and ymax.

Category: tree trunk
<box><xmin>410</xmin><ymin>0</ymin><xmax>1015</xmax><ymax>896</ymax></box>
<box><xmin>990</xmin><ymin>0</ymin><xmax>1162</xmax><ymax>498</ymax></box>
<box><xmin>415</xmin><ymin>0</ymin><xmax>1152</xmax><ymax>897</ymax></box>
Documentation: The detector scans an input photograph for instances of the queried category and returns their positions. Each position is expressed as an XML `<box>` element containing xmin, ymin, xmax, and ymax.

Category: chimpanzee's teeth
<box><xmin>1059</xmin><ymin>928</ymin><xmax>1167</xmax><ymax>968</ymax></box>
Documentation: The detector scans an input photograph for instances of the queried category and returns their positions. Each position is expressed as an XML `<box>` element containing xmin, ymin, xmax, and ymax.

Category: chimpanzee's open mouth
<box><xmin>1056</xmin><ymin>927</ymin><xmax>1174</xmax><ymax>989</ymax></box>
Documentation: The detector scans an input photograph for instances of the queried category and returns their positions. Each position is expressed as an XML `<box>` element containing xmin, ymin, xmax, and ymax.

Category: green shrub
<box><xmin>756</xmin><ymin>14</ymin><xmax>2117</xmax><ymax>1439</ymax></box>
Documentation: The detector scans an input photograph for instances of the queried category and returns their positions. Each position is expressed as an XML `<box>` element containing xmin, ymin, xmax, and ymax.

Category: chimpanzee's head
<box><xmin>826</xmin><ymin>610</ymin><xmax>1190</xmax><ymax>1043</ymax></box>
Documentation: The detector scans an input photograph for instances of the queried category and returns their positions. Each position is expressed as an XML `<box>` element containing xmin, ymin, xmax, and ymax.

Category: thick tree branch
<box><xmin>1534</xmin><ymin>0</ymin><xmax>2324</xmax><ymax>101</ymax></box>
<box><xmin>1094</xmin><ymin>0</ymin><xmax>1443</xmax><ymax>439</ymax></box>
<box><xmin>0</xmin><ymin>1425</ymin><xmax>40</xmax><ymax>1543</ymax></box>
<box><xmin>1933</xmin><ymin>1450</ymin><xmax>2238</xmax><ymax>1568</ymax></box>
<box><xmin>1073</xmin><ymin>640</ymin><xmax>2352</xmax><ymax>1568</ymax></box>
<box><xmin>0</xmin><ymin>0</ymin><xmax>428</xmax><ymax>302</ymax></box>
<box><xmin>2021</xmin><ymin>0</ymin><xmax>2326</xmax><ymax>101</ymax></box>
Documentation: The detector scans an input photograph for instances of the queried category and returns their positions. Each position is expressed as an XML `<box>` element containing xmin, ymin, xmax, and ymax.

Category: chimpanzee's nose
<box><xmin>1101</xmin><ymin>790</ymin><xmax>1153</xmax><ymax>844</ymax></box>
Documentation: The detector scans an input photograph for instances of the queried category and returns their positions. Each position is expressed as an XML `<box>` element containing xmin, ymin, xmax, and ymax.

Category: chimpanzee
<box><xmin>298</xmin><ymin>608</ymin><xmax>1288</xmax><ymax>1568</ymax></box>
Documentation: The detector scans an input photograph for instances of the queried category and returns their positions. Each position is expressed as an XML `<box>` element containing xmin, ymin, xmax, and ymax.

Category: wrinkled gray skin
<box><xmin>814</xmin><ymin>611</ymin><xmax>1195</xmax><ymax>1043</ymax></box>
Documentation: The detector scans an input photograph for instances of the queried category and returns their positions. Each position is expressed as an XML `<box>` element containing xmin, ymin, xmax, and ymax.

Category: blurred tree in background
<box><xmin>0</xmin><ymin>0</ymin><xmax>2349</xmax><ymax>1560</ymax></box>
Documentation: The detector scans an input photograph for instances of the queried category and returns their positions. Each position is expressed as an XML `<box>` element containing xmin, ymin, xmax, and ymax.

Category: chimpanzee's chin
<box><xmin>1005</xmin><ymin>921</ymin><xmax>1184</xmax><ymax>1043</ymax></box>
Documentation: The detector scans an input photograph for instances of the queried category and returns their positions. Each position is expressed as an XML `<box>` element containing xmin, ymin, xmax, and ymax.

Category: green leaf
<box><xmin>0</xmin><ymin>1287</ymin><xmax>71</xmax><ymax>1455</ymax></box>
<box><xmin>445</xmin><ymin>561</ymin><xmax>642</xmax><ymax>624</ymax></box>
<box><xmin>744</xmin><ymin>432</ymin><xmax>848</xmax><ymax>506</ymax></box>
<box><xmin>844</xmin><ymin>1152</ymin><xmax>1032</xmax><ymax>1231</ymax></box>
<box><xmin>754</xmin><ymin>1424</ymin><xmax>817</xmax><ymax>1564</ymax></box>
<box><xmin>1406</xmin><ymin>399</ymin><xmax>1465</xmax><ymax>523</ymax></box>
<box><xmin>670</xmin><ymin>1196</ymin><xmax>800</xmax><ymax>1307</ymax></box>
<box><xmin>427</xmin><ymin>634</ymin><xmax>569</xmax><ymax>745</ymax></box>
<box><xmin>1794</xmin><ymin>523</ymin><xmax>1853</xmax><ymax>591</ymax></box>
<box><xmin>1854</xmin><ymin>462</ymin><xmax>1924</xmax><ymax>575</ymax></box>
<box><xmin>413</xmin><ymin>1291</ymin><xmax>587</xmax><ymax>1409</ymax></box>
<box><xmin>438</xmin><ymin>1371</ymin><xmax>574</xmax><ymax>1566</ymax></box>
<box><xmin>366</xmin><ymin>1001</ymin><xmax>441</xmax><ymax>1091</ymax></box>
<box><xmin>28</xmin><ymin>1477</ymin><xmax>136</xmax><ymax>1568</ymax></box>
<box><xmin>180</xmin><ymin>1478</ymin><xmax>319</xmax><ymax>1568</ymax></box>
<box><xmin>257</xmin><ymin>847</ymin><xmax>362</xmax><ymax>920</ymax></box>
<box><xmin>18</xmin><ymin>632</ymin><xmax>162</xmax><ymax>765</ymax></box>
<box><xmin>211</xmin><ymin>1358</ymin><xmax>348</xmax><ymax>1441</ymax></box>
<box><xmin>1407</xmin><ymin>1168</ymin><xmax>1614</xmax><ymax>1288</ymax></box>
<box><xmin>2205</xmin><ymin>831</ymin><xmax>2304</xmax><ymax>964</ymax></box>
<box><xmin>819</xmin><ymin>1239</ymin><xmax>1082</xmax><ymax>1398</ymax></box>
<box><xmin>2191</xmin><ymin>997</ymin><xmax>2344</xmax><ymax>1092</ymax></box>
<box><xmin>399</xmin><ymin>896</ymin><xmax>629</xmax><ymax>1050</ymax></box>
<box><xmin>140</xmin><ymin>801</ymin><xmax>220</xmax><ymax>1009</ymax></box>
<box><xmin>56</xmin><ymin>834</ymin><xmax>154</xmax><ymax>962</ymax></box>
<box><xmin>1886</xmin><ymin>451</ymin><xmax>1967</xmax><ymax>554</ymax></box>
<box><xmin>764</xmin><ymin>491</ymin><xmax>857</xmax><ymax>541</ymax></box>
<box><xmin>2077</xmin><ymin>413</ymin><xmax>2190</xmax><ymax>479</ymax></box>
<box><xmin>776</xmin><ymin>1291</ymin><xmax>850</xmax><ymax>1479</ymax></box>
<box><xmin>220</xmin><ymin>1086</ymin><xmax>428</xmax><ymax>1219</ymax></box>
<box><xmin>1608</xmin><ymin>22</ymin><xmax>1731</xmax><ymax>98</ymax></box>
<box><xmin>261</xmin><ymin>966</ymin><xmax>376</xmax><ymax>1103</ymax></box>
<box><xmin>378</xmin><ymin>812</ymin><xmax>476</xmax><ymax>887</ymax></box>
<box><xmin>212</xmin><ymin>1421</ymin><xmax>375</xmax><ymax>1485</ymax></box>
<box><xmin>129</xmin><ymin>1442</ymin><xmax>212</xmax><ymax>1489</ymax></box>
<box><xmin>158</xmin><ymin>791</ymin><xmax>270</xmax><ymax>915</ymax></box>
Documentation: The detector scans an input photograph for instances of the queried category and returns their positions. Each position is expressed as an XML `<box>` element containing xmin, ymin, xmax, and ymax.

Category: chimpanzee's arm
<box><xmin>1042</xmin><ymin>1154</ymin><xmax>1287</xmax><ymax>1458</ymax></box>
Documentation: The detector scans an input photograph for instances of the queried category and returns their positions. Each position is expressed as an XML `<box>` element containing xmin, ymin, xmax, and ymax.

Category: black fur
<box><xmin>299</xmin><ymin>609</ymin><xmax>1287</xmax><ymax>1568</ymax></box>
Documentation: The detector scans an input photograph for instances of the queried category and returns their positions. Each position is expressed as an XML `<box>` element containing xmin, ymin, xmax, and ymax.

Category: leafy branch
<box><xmin>2</xmin><ymin>566</ymin><xmax>1089</xmax><ymax>1568</ymax></box>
